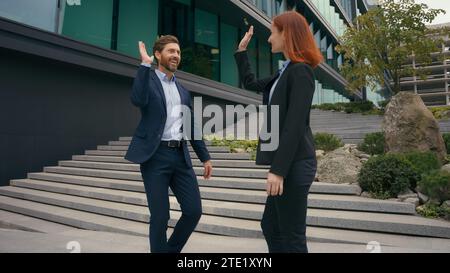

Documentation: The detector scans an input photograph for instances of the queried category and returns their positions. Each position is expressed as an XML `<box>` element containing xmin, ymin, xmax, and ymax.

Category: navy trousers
<box><xmin>140</xmin><ymin>144</ymin><xmax>202</xmax><ymax>253</ymax></box>
<box><xmin>261</xmin><ymin>158</ymin><xmax>317</xmax><ymax>253</ymax></box>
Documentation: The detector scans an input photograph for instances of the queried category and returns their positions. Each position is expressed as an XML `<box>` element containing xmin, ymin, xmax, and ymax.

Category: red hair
<box><xmin>273</xmin><ymin>11</ymin><xmax>323</xmax><ymax>68</ymax></box>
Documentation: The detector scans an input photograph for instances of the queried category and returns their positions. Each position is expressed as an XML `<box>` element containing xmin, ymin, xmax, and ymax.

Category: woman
<box><xmin>234</xmin><ymin>11</ymin><xmax>323</xmax><ymax>253</ymax></box>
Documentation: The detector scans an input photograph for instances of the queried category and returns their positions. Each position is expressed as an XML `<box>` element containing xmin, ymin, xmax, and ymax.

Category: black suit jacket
<box><xmin>124</xmin><ymin>65</ymin><xmax>210</xmax><ymax>167</ymax></box>
<box><xmin>234</xmin><ymin>50</ymin><xmax>316</xmax><ymax>178</ymax></box>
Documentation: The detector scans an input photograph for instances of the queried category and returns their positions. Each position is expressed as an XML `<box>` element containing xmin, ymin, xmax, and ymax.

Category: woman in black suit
<box><xmin>234</xmin><ymin>11</ymin><xmax>323</xmax><ymax>253</ymax></box>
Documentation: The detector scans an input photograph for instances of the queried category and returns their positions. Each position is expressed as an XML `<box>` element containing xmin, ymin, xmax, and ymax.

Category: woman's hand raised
<box><xmin>237</xmin><ymin>25</ymin><xmax>254</xmax><ymax>52</ymax></box>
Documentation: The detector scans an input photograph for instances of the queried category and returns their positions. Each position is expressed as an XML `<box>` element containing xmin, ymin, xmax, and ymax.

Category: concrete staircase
<box><xmin>310</xmin><ymin>109</ymin><xmax>450</xmax><ymax>144</ymax></box>
<box><xmin>1</xmin><ymin>136</ymin><xmax>450</xmax><ymax>251</ymax></box>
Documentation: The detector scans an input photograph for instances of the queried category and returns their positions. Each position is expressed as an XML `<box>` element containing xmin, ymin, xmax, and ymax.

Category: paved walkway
<box><xmin>0</xmin><ymin>228</ymin><xmax>448</xmax><ymax>253</ymax></box>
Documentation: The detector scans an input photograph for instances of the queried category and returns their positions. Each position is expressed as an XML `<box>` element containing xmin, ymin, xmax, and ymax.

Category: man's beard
<box><xmin>161</xmin><ymin>56</ymin><xmax>179</xmax><ymax>73</ymax></box>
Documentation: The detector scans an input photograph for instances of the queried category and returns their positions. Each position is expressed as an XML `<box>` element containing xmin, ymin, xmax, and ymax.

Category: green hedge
<box><xmin>358</xmin><ymin>154</ymin><xmax>420</xmax><ymax>199</ymax></box>
<box><xmin>358</xmin><ymin>132</ymin><xmax>385</xmax><ymax>155</ymax></box>
<box><xmin>417</xmin><ymin>170</ymin><xmax>450</xmax><ymax>203</ymax></box>
<box><xmin>443</xmin><ymin>133</ymin><xmax>450</xmax><ymax>155</ymax></box>
<box><xmin>400</xmin><ymin>151</ymin><xmax>441</xmax><ymax>180</ymax></box>
<box><xmin>313</xmin><ymin>133</ymin><xmax>344</xmax><ymax>152</ymax></box>
<box><xmin>312</xmin><ymin>101</ymin><xmax>379</xmax><ymax>114</ymax></box>
<box><xmin>429</xmin><ymin>106</ymin><xmax>450</xmax><ymax>120</ymax></box>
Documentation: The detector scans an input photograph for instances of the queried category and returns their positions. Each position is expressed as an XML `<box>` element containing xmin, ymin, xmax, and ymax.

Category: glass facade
<box><xmin>0</xmin><ymin>0</ymin><xmax>380</xmax><ymax>105</ymax></box>
<box><xmin>311</xmin><ymin>0</ymin><xmax>347</xmax><ymax>37</ymax></box>
<box><xmin>59</xmin><ymin>0</ymin><xmax>114</xmax><ymax>49</ymax></box>
<box><xmin>0</xmin><ymin>0</ymin><xmax>59</xmax><ymax>32</ymax></box>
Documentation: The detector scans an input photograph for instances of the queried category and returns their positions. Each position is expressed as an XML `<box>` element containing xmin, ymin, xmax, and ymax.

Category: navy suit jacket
<box><xmin>124</xmin><ymin>65</ymin><xmax>211</xmax><ymax>167</ymax></box>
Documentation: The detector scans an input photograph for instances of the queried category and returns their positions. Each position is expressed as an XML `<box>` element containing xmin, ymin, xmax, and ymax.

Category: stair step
<box><xmin>1</xmin><ymin>185</ymin><xmax>448</xmax><ymax>238</ymax></box>
<box><xmin>97</xmin><ymin>145</ymin><xmax>230</xmax><ymax>153</ymax></box>
<box><xmin>0</xmin><ymin>209</ymin><xmax>77</xmax><ymax>234</ymax></box>
<box><xmin>59</xmin><ymin>160</ymin><xmax>267</xmax><ymax>179</ymax></box>
<box><xmin>28</xmin><ymin>172</ymin><xmax>362</xmax><ymax>195</ymax></box>
<box><xmin>11</xmin><ymin>178</ymin><xmax>415</xmax><ymax>214</ymax></box>
<box><xmin>0</xmin><ymin>194</ymin><xmax>261</xmax><ymax>238</ymax></box>
<box><xmin>2</xmin><ymin>194</ymin><xmax>449</xmax><ymax>249</ymax></box>
<box><xmin>72</xmin><ymin>155</ymin><xmax>267</xmax><ymax>169</ymax></box>
<box><xmin>85</xmin><ymin>150</ymin><xmax>251</xmax><ymax>160</ymax></box>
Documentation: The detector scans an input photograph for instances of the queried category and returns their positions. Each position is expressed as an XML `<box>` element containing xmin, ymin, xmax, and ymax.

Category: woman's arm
<box><xmin>234</xmin><ymin>26</ymin><xmax>273</xmax><ymax>92</ymax></box>
<box><xmin>234</xmin><ymin>50</ymin><xmax>273</xmax><ymax>92</ymax></box>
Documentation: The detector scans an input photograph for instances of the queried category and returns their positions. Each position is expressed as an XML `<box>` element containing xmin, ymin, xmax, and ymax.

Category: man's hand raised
<box><xmin>139</xmin><ymin>41</ymin><xmax>154</xmax><ymax>65</ymax></box>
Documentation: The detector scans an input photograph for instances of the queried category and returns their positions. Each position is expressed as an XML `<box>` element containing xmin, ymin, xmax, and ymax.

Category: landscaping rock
<box><xmin>360</xmin><ymin>191</ymin><xmax>372</xmax><ymax>198</ymax></box>
<box><xmin>398</xmin><ymin>189</ymin><xmax>417</xmax><ymax>200</ymax></box>
<box><xmin>359</xmin><ymin>153</ymin><xmax>371</xmax><ymax>159</ymax></box>
<box><xmin>316</xmin><ymin>147</ymin><xmax>362</xmax><ymax>184</ymax></box>
<box><xmin>442</xmin><ymin>164</ymin><xmax>450</xmax><ymax>173</ymax></box>
<box><xmin>404</xmin><ymin>197</ymin><xmax>420</xmax><ymax>207</ymax></box>
<box><xmin>315</xmin><ymin>150</ymin><xmax>325</xmax><ymax>158</ymax></box>
<box><xmin>231</xmin><ymin>148</ymin><xmax>245</xmax><ymax>153</ymax></box>
<box><xmin>417</xmin><ymin>192</ymin><xmax>430</xmax><ymax>204</ymax></box>
<box><xmin>383</xmin><ymin>92</ymin><xmax>447</xmax><ymax>163</ymax></box>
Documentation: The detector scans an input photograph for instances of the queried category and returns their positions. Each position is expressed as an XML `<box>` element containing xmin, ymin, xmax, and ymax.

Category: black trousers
<box><xmin>261</xmin><ymin>158</ymin><xmax>317</xmax><ymax>253</ymax></box>
<box><xmin>140</xmin><ymin>144</ymin><xmax>202</xmax><ymax>253</ymax></box>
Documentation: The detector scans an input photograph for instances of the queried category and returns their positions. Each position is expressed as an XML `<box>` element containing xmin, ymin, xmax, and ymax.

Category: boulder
<box><xmin>315</xmin><ymin>150</ymin><xmax>325</xmax><ymax>158</ymax></box>
<box><xmin>316</xmin><ymin>147</ymin><xmax>362</xmax><ymax>184</ymax></box>
<box><xmin>383</xmin><ymin>92</ymin><xmax>447</xmax><ymax>163</ymax></box>
<box><xmin>404</xmin><ymin>197</ymin><xmax>420</xmax><ymax>207</ymax></box>
<box><xmin>417</xmin><ymin>192</ymin><xmax>430</xmax><ymax>204</ymax></box>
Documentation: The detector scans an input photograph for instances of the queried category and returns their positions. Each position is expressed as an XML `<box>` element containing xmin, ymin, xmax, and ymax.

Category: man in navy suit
<box><xmin>125</xmin><ymin>35</ymin><xmax>212</xmax><ymax>253</ymax></box>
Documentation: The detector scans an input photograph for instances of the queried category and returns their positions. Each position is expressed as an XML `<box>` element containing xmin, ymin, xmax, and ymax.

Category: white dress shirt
<box><xmin>268</xmin><ymin>59</ymin><xmax>291</xmax><ymax>104</ymax></box>
<box><xmin>141</xmin><ymin>63</ymin><xmax>183</xmax><ymax>141</ymax></box>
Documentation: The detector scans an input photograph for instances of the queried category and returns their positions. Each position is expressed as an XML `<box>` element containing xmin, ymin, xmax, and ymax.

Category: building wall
<box><xmin>0</xmin><ymin>46</ymin><xmax>245</xmax><ymax>187</ymax></box>
<box><xmin>0</xmin><ymin>0</ymin><xmax>371</xmax><ymax>104</ymax></box>
<box><xmin>0</xmin><ymin>48</ymin><xmax>136</xmax><ymax>186</ymax></box>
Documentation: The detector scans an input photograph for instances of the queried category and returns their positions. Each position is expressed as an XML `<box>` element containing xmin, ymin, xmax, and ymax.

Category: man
<box><xmin>125</xmin><ymin>35</ymin><xmax>213</xmax><ymax>253</ymax></box>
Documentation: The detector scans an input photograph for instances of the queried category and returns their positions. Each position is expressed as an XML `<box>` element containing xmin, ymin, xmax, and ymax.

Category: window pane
<box><xmin>258</xmin><ymin>39</ymin><xmax>271</xmax><ymax>78</ymax></box>
<box><xmin>60</xmin><ymin>0</ymin><xmax>114</xmax><ymax>49</ymax></box>
<box><xmin>195</xmin><ymin>8</ymin><xmax>218</xmax><ymax>48</ymax></box>
<box><xmin>0</xmin><ymin>0</ymin><xmax>58</xmax><ymax>32</ymax></box>
<box><xmin>117</xmin><ymin>0</ymin><xmax>159</xmax><ymax>58</ymax></box>
<box><xmin>220</xmin><ymin>22</ymin><xmax>239</xmax><ymax>86</ymax></box>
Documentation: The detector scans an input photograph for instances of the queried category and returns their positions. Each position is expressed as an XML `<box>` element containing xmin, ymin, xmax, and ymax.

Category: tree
<box><xmin>336</xmin><ymin>0</ymin><xmax>448</xmax><ymax>95</ymax></box>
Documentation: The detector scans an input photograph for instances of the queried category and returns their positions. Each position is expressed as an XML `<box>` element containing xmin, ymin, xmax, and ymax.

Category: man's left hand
<box><xmin>203</xmin><ymin>160</ymin><xmax>213</xmax><ymax>179</ymax></box>
<box><xmin>267</xmin><ymin>172</ymin><xmax>284</xmax><ymax>196</ymax></box>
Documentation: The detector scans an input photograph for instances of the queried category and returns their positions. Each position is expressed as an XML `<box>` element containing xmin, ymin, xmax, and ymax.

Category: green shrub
<box><xmin>417</xmin><ymin>170</ymin><xmax>450</xmax><ymax>203</ymax></box>
<box><xmin>358</xmin><ymin>154</ymin><xmax>420</xmax><ymax>199</ymax></box>
<box><xmin>417</xmin><ymin>203</ymin><xmax>450</xmax><ymax>219</ymax></box>
<box><xmin>344</xmin><ymin>101</ymin><xmax>375</xmax><ymax>113</ymax></box>
<box><xmin>314</xmin><ymin>133</ymin><xmax>344</xmax><ymax>152</ymax></box>
<box><xmin>428</xmin><ymin>106</ymin><xmax>450</xmax><ymax>120</ymax></box>
<box><xmin>358</xmin><ymin>132</ymin><xmax>385</xmax><ymax>155</ymax></box>
<box><xmin>399</xmin><ymin>151</ymin><xmax>441</xmax><ymax>178</ymax></box>
<box><xmin>443</xmin><ymin>133</ymin><xmax>450</xmax><ymax>155</ymax></box>
<box><xmin>205</xmin><ymin>135</ymin><xmax>258</xmax><ymax>160</ymax></box>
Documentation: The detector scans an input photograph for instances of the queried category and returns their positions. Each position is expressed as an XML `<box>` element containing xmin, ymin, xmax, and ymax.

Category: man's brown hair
<box><xmin>152</xmin><ymin>35</ymin><xmax>180</xmax><ymax>64</ymax></box>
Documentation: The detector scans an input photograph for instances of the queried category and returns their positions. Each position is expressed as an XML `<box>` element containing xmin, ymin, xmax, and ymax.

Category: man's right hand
<box><xmin>237</xmin><ymin>25</ymin><xmax>254</xmax><ymax>52</ymax></box>
<box><xmin>139</xmin><ymin>41</ymin><xmax>154</xmax><ymax>65</ymax></box>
